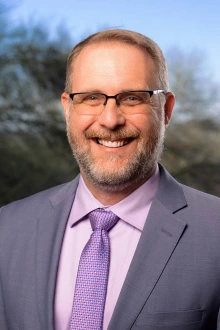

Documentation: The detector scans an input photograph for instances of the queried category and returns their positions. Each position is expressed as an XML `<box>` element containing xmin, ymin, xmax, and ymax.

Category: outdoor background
<box><xmin>0</xmin><ymin>0</ymin><xmax>220</xmax><ymax>207</ymax></box>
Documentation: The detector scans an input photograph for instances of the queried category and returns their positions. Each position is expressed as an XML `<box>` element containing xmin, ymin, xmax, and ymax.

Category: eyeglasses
<box><xmin>69</xmin><ymin>90</ymin><xmax>165</xmax><ymax>115</ymax></box>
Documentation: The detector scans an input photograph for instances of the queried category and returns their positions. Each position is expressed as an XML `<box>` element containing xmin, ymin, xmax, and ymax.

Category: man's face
<box><xmin>62</xmin><ymin>42</ymin><xmax>173</xmax><ymax>192</ymax></box>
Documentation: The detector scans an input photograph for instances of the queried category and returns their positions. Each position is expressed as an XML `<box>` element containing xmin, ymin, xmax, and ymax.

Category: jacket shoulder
<box><xmin>0</xmin><ymin>177</ymin><xmax>79</xmax><ymax>224</ymax></box>
<box><xmin>181</xmin><ymin>183</ymin><xmax>220</xmax><ymax>208</ymax></box>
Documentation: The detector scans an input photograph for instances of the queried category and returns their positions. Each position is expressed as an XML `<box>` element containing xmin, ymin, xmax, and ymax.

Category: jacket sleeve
<box><xmin>0</xmin><ymin>207</ymin><xmax>8</xmax><ymax>330</ymax></box>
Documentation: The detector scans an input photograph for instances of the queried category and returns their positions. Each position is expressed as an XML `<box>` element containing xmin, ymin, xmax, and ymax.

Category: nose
<box><xmin>98</xmin><ymin>99</ymin><xmax>125</xmax><ymax>129</ymax></box>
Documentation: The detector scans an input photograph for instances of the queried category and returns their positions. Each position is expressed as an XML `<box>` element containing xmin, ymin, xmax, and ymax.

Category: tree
<box><xmin>162</xmin><ymin>48</ymin><xmax>220</xmax><ymax>197</ymax></box>
<box><xmin>166</xmin><ymin>47</ymin><xmax>220</xmax><ymax>120</ymax></box>
<box><xmin>0</xmin><ymin>7</ymin><xmax>79</xmax><ymax>207</ymax></box>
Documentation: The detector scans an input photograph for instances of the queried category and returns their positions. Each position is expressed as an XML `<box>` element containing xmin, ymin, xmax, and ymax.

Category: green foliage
<box><xmin>0</xmin><ymin>6</ymin><xmax>79</xmax><ymax>206</ymax></box>
<box><xmin>0</xmin><ymin>132</ymin><xmax>78</xmax><ymax>205</ymax></box>
<box><xmin>162</xmin><ymin>118</ymin><xmax>220</xmax><ymax>197</ymax></box>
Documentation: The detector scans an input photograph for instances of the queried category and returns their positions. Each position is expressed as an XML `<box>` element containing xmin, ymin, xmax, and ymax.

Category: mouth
<box><xmin>96</xmin><ymin>138</ymin><xmax>133</xmax><ymax>148</ymax></box>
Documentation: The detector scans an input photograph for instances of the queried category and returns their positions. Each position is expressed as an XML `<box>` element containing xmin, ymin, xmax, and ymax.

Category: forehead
<box><xmin>71</xmin><ymin>42</ymin><xmax>156</xmax><ymax>91</ymax></box>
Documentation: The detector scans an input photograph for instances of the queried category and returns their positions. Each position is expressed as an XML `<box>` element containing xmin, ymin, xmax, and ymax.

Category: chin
<box><xmin>80</xmin><ymin>157</ymin><xmax>157</xmax><ymax>193</ymax></box>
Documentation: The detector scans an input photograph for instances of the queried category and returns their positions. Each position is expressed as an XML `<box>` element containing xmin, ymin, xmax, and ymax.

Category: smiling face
<box><xmin>61</xmin><ymin>42</ymin><xmax>174</xmax><ymax>198</ymax></box>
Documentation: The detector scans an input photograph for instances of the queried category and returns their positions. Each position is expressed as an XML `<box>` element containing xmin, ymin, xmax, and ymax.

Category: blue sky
<box><xmin>10</xmin><ymin>0</ymin><xmax>220</xmax><ymax>81</ymax></box>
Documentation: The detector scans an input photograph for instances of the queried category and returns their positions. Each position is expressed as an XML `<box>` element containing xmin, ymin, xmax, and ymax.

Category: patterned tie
<box><xmin>69</xmin><ymin>208</ymin><xmax>119</xmax><ymax>330</ymax></box>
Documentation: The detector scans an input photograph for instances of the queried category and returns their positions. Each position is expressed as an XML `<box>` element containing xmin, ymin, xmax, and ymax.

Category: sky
<box><xmin>9</xmin><ymin>0</ymin><xmax>220</xmax><ymax>81</ymax></box>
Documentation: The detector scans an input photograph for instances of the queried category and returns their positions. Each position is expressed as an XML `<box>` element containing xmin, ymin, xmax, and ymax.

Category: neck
<box><xmin>81</xmin><ymin>166</ymin><xmax>156</xmax><ymax>205</ymax></box>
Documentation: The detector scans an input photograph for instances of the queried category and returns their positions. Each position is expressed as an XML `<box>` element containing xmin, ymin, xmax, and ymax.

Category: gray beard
<box><xmin>67</xmin><ymin>118</ymin><xmax>165</xmax><ymax>192</ymax></box>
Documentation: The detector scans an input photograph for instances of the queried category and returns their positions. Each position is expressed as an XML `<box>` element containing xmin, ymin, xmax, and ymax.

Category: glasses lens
<box><xmin>118</xmin><ymin>91</ymin><xmax>151</xmax><ymax>106</ymax></box>
<box><xmin>73</xmin><ymin>93</ymin><xmax>105</xmax><ymax>107</ymax></box>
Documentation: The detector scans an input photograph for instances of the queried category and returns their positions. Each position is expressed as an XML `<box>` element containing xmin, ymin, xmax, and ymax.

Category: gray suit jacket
<box><xmin>0</xmin><ymin>164</ymin><xmax>220</xmax><ymax>330</ymax></box>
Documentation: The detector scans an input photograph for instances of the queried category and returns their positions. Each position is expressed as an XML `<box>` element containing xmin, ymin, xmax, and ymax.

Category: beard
<box><xmin>66</xmin><ymin>110</ymin><xmax>165</xmax><ymax>192</ymax></box>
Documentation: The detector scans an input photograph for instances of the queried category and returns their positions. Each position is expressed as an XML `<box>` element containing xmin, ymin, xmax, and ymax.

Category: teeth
<box><xmin>98</xmin><ymin>139</ymin><xmax>128</xmax><ymax>148</ymax></box>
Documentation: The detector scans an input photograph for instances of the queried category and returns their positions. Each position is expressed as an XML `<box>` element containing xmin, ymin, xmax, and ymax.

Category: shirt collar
<box><xmin>69</xmin><ymin>165</ymin><xmax>160</xmax><ymax>231</ymax></box>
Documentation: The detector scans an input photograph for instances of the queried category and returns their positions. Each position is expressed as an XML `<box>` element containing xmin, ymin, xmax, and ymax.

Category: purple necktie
<box><xmin>69</xmin><ymin>208</ymin><xmax>119</xmax><ymax>330</ymax></box>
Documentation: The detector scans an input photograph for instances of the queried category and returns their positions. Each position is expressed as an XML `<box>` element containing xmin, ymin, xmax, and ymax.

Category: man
<box><xmin>0</xmin><ymin>29</ymin><xmax>220</xmax><ymax>330</ymax></box>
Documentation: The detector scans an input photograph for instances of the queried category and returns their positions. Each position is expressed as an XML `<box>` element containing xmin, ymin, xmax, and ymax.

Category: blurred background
<box><xmin>0</xmin><ymin>0</ymin><xmax>220</xmax><ymax>207</ymax></box>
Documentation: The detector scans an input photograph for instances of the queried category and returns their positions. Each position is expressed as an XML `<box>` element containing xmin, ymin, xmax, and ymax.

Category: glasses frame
<box><xmin>69</xmin><ymin>90</ymin><xmax>165</xmax><ymax>106</ymax></box>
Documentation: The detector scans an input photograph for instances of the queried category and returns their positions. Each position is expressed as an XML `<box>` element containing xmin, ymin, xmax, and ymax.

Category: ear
<box><xmin>164</xmin><ymin>92</ymin><xmax>175</xmax><ymax>127</ymax></box>
<box><xmin>61</xmin><ymin>92</ymin><xmax>70</xmax><ymax>122</ymax></box>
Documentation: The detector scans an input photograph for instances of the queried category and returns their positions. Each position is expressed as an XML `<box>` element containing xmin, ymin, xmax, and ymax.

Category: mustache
<box><xmin>85</xmin><ymin>128</ymin><xmax>140</xmax><ymax>140</ymax></box>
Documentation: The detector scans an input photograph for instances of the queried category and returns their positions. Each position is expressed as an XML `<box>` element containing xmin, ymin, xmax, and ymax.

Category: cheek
<box><xmin>68</xmin><ymin>112</ymin><xmax>96</xmax><ymax>134</ymax></box>
<box><xmin>128</xmin><ymin>110</ymin><xmax>163</xmax><ymax>143</ymax></box>
<box><xmin>127</xmin><ymin>113</ymin><xmax>152</xmax><ymax>134</ymax></box>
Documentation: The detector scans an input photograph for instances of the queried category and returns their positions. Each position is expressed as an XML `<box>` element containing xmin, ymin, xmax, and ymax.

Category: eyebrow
<box><xmin>72</xmin><ymin>89</ymin><xmax>150</xmax><ymax>94</ymax></box>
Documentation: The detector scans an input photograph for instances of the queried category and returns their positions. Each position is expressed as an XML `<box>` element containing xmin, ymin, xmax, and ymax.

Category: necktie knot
<box><xmin>89</xmin><ymin>208</ymin><xmax>119</xmax><ymax>232</ymax></box>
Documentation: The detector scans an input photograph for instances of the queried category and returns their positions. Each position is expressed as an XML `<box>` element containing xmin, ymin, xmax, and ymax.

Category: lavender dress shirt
<box><xmin>55</xmin><ymin>166</ymin><xmax>160</xmax><ymax>330</ymax></box>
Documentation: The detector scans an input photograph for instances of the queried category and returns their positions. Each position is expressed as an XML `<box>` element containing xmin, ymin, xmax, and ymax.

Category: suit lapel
<box><xmin>108</xmin><ymin>165</ymin><xmax>188</xmax><ymax>330</ymax></box>
<box><xmin>35</xmin><ymin>177</ymin><xmax>79</xmax><ymax>330</ymax></box>
<box><xmin>33</xmin><ymin>165</ymin><xmax>187</xmax><ymax>330</ymax></box>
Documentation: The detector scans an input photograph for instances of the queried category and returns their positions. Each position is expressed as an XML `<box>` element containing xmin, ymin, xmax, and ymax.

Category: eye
<box><xmin>83</xmin><ymin>94</ymin><xmax>99</xmax><ymax>101</ymax></box>
<box><xmin>120</xmin><ymin>92</ymin><xmax>143</xmax><ymax>105</ymax></box>
<box><xmin>127</xmin><ymin>95</ymin><xmax>140</xmax><ymax>101</ymax></box>
<box><xmin>119</xmin><ymin>92</ymin><xmax>151</xmax><ymax>106</ymax></box>
<box><xmin>81</xmin><ymin>93</ymin><xmax>104</xmax><ymax>106</ymax></box>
